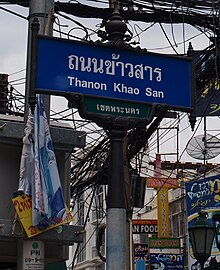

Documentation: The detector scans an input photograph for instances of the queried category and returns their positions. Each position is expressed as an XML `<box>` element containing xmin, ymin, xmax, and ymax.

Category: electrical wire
<box><xmin>0</xmin><ymin>5</ymin><xmax>27</xmax><ymax>20</ymax></box>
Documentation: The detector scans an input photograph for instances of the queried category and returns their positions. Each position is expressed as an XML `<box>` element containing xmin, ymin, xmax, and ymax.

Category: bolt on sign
<box><xmin>23</xmin><ymin>240</ymin><xmax>44</xmax><ymax>270</ymax></box>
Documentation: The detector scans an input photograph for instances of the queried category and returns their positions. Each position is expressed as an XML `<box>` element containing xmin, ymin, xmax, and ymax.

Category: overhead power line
<box><xmin>0</xmin><ymin>5</ymin><xmax>27</xmax><ymax>19</ymax></box>
<box><xmin>3</xmin><ymin>1</ymin><xmax>220</xmax><ymax>34</ymax></box>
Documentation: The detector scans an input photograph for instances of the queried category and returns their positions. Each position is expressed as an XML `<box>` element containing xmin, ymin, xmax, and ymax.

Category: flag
<box><xmin>18</xmin><ymin>94</ymin><xmax>67</xmax><ymax>230</ymax></box>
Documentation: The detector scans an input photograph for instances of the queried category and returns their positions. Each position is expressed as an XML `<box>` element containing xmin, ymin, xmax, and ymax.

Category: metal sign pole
<box><xmin>106</xmin><ymin>130</ymin><xmax>127</xmax><ymax>270</ymax></box>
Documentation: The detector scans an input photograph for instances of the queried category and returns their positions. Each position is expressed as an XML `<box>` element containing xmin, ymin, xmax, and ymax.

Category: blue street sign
<box><xmin>36</xmin><ymin>36</ymin><xmax>193</xmax><ymax>111</ymax></box>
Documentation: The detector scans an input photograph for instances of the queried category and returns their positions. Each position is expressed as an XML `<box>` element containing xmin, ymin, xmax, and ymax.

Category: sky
<box><xmin>0</xmin><ymin>4</ymin><xmax>28</xmax><ymax>82</ymax></box>
<box><xmin>1</xmin><ymin>1</ymin><xmax>220</xmax><ymax>165</ymax></box>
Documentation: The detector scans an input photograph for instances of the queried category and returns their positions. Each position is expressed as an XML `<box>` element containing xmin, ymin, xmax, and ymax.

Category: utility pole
<box><xmin>24</xmin><ymin>0</ymin><xmax>54</xmax><ymax>120</ymax></box>
<box><xmin>19</xmin><ymin>1</ymin><xmax>54</xmax><ymax>270</ymax></box>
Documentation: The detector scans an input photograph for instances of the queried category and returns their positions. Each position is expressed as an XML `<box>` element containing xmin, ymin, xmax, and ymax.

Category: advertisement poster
<box><xmin>185</xmin><ymin>175</ymin><xmax>220</xmax><ymax>269</ymax></box>
<box><xmin>150</xmin><ymin>253</ymin><xmax>184</xmax><ymax>269</ymax></box>
<box><xmin>12</xmin><ymin>194</ymin><xmax>73</xmax><ymax>238</ymax></box>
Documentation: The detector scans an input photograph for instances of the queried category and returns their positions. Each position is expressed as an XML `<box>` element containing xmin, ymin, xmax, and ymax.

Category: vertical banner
<box><xmin>155</xmin><ymin>154</ymin><xmax>170</xmax><ymax>237</ymax></box>
<box><xmin>185</xmin><ymin>175</ymin><xmax>220</xmax><ymax>268</ymax></box>
<box><xmin>32</xmin><ymin>94</ymin><xmax>67</xmax><ymax>229</ymax></box>
<box><xmin>16</xmin><ymin>94</ymin><xmax>73</xmax><ymax>237</ymax></box>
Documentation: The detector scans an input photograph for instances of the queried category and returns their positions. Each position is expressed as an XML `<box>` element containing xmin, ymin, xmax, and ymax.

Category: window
<box><xmin>77</xmin><ymin>234</ymin><xmax>86</xmax><ymax>263</ymax></box>
<box><xmin>77</xmin><ymin>192</ymin><xmax>84</xmax><ymax>226</ymax></box>
<box><xmin>93</xmin><ymin>185</ymin><xmax>105</xmax><ymax>220</ymax></box>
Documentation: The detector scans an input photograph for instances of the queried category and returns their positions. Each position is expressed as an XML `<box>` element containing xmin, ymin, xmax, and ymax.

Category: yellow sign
<box><xmin>12</xmin><ymin>194</ymin><xmax>73</xmax><ymax>238</ymax></box>
<box><xmin>157</xmin><ymin>187</ymin><xmax>170</xmax><ymax>238</ymax></box>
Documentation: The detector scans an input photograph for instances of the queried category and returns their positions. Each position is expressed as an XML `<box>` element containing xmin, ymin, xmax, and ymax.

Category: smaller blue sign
<box><xmin>136</xmin><ymin>260</ymin><xmax>145</xmax><ymax>270</ymax></box>
<box><xmin>150</xmin><ymin>253</ymin><xmax>184</xmax><ymax>270</ymax></box>
<box><xmin>36</xmin><ymin>36</ymin><xmax>193</xmax><ymax>112</ymax></box>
